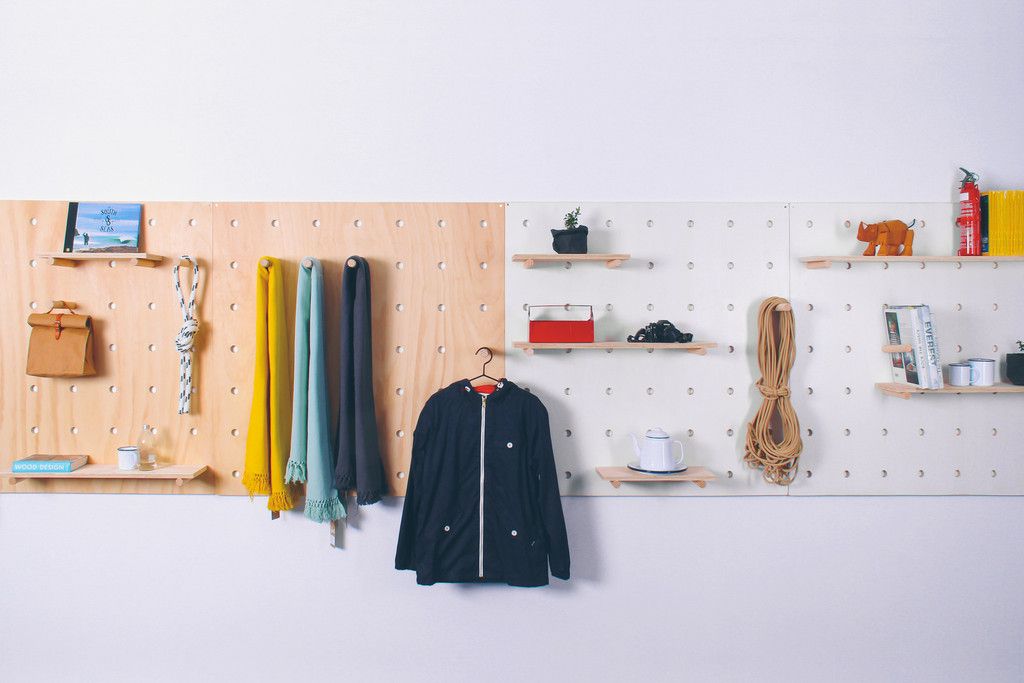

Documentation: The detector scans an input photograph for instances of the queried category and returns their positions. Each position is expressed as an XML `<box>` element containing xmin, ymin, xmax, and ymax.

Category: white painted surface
<box><xmin>2</xmin><ymin>1</ymin><xmax>1024</xmax><ymax>681</ymax></box>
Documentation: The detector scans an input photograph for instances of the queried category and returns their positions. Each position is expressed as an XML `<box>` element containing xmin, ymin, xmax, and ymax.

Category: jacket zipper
<box><xmin>478</xmin><ymin>394</ymin><xmax>487</xmax><ymax>578</ymax></box>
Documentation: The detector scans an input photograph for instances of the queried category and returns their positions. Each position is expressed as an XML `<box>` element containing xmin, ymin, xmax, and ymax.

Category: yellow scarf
<box><xmin>243</xmin><ymin>257</ymin><xmax>294</xmax><ymax>511</ymax></box>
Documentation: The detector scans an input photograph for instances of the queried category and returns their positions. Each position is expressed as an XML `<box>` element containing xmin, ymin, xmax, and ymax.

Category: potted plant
<box><xmin>550</xmin><ymin>207</ymin><xmax>589</xmax><ymax>254</ymax></box>
<box><xmin>1007</xmin><ymin>341</ymin><xmax>1024</xmax><ymax>386</ymax></box>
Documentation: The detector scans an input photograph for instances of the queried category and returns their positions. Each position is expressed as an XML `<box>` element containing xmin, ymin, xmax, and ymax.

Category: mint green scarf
<box><xmin>285</xmin><ymin>258</ymin><xmax>345</xmax><ymax>522</ymax></box>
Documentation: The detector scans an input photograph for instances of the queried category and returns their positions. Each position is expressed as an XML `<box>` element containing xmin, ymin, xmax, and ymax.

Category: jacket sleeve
<box><xmin>395</xmin><ymin>396</ymin><xmax>432</xmax><ymax>570</ymax></box>
<box><xmin>529</xmin><ymin>400</ymin><xmax>570</xmax><ymax>580</ymax></box>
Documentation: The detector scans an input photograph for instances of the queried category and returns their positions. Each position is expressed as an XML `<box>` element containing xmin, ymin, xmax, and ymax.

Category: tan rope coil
<box><xmin>744</xmin><ymin>296</ymin><xmax>803</xmax><ymax>485</ymax></box>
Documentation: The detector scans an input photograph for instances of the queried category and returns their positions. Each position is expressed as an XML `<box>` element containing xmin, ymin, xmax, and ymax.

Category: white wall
<box><xmin>2</xmin><ymin>2</ymin><xmax>1023</xmax><ymax>681</ymax></box>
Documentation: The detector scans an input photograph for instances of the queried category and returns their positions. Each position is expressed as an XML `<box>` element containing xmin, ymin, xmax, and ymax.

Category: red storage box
<box><xmin>528</xmin><ymin>305</ymin><xmax>594</xmax><ymax>343</ymax></box>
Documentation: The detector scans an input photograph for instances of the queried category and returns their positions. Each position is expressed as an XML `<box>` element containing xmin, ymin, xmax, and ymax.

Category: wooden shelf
<box><xmin>37</xmin><ymin>252</ymin><xmax>165</xmax><ymax>268</ymax></box>
<box><xmin>5</xmin><ymin>463</ymin><xmax>208</xmax><ymax>486</ymax></box>
<box><xmin>596</xmin><ymin>466</ymin><xmax>716</xmax><ymax>489</ymax></box>
<box><xmin>875</xmin><ymin>382</ymin><xmax>1024</xmax><ymax>399</ymax></box>
<box><xmin>513</xmin><ymin>341</ymin><xmax>717</xmax><ymax>355</ymax></box>
<box><xmin>800</xmin><ymin>255</ymin><xmax>1024</xmax><ymax>269</ymax></box>
<box><xmin>512</xmin><ymin>253</ymin><xmax>630</xmax><ymax>269</ymax></box>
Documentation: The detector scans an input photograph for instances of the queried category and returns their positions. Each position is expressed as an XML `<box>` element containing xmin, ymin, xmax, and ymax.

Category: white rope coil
<box><xmin>174</xmin><ymin>256</ymin><xmax>201</xmax><ymax>414</ymax></box>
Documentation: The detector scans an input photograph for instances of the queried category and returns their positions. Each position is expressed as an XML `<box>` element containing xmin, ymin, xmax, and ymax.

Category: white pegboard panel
<box><xmin>789</xmin><ymin>203</ymin><xmax>1024</xmax><ymax>495</ymax></box>
<box><xmin>505</xmin><ymin>203</ymin><xmax>791</xmax><ymax>496</ymax></box>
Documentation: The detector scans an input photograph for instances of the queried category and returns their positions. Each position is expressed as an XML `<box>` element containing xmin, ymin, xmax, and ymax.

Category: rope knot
<box><xmin>756</xmin><ymin>380</ymin><xmax>790</xmax><ymax>399</ymax></box>
<box><xmin>175</xmin><ymin>317</ymin><xmax>199</xmax><ymax>353</ymax></box>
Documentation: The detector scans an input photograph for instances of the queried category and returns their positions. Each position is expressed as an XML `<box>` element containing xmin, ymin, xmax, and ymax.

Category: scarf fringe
<box><xmin>284</xmin><ymin>459</ymin><xmax>307</xmax><ymax>484</ymax></box>
<box><xmin>356</xmin><ymin>490</ymin><xmax>383</xmax><ymax>506</ymax></box>
<box><xmin>242</xmin><ymin>471</ymin><xmax>270</xmax><ymax>496</ymax></box>
<box><xmin>305</xmin><ymin>495</ymin><xmax>346</xmax><ymax>522</ymax></box>
<box><xmin>267</xmin><ymin>490</ymin><xmax>294</xmax><ymax>512</ymax></box>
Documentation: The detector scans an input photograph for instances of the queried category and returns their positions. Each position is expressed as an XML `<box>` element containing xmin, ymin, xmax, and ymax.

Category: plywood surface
<box><xmin>0</xmin><ymin>201</ymin><xmax>505</xmax><ymax>496</ymax></box>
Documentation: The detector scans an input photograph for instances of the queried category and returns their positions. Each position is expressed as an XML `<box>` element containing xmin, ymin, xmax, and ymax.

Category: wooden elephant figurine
<box><xmin>857</xmin><ymin>219</ymin><xmax>915</xmax><ymax>256</ymax></box>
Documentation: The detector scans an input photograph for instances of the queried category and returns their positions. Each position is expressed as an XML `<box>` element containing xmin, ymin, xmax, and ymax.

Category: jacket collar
<box><xmin>453</xmin><ymin>378</ymin><xmax>516</xmax><ymax>404</ymax></box>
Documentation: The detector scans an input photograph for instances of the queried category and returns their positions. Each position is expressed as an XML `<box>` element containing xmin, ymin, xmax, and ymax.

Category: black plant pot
<box><xmin>1007</xmin><ymin>353</ymin><xmax>1024</xmax><ymax>386</ymax></box>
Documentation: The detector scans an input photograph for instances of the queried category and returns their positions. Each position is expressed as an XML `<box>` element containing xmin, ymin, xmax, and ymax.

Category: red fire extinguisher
<box><xmin>957</xmin><ymin>167</ymin><xmax>981</xmax><ymax>256</ymax></box>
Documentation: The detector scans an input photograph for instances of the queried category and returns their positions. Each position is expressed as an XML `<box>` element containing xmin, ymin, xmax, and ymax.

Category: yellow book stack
<box><xmin>984</xmin><ymin>190</ymin><xmax>1024</xmax><ymax>256</ymax></box>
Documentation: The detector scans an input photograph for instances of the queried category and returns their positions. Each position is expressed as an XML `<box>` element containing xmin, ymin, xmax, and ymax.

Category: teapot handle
<box><xmin>672</xmin><ymin>440</ymin><xmax>685</xmax><ymax>467</ymax></box>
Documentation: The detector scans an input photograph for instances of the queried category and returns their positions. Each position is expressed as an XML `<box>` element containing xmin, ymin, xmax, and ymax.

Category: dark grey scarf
<box><xmin>334</xmin><ymin>256</ymin><xmax>385</xmax><ymax>505</ymax></box>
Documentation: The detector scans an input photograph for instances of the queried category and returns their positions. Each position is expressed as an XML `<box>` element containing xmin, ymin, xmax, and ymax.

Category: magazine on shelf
<box><xmin>883</xmin><ymin>304</ymin><xmax>941</xmax><ymax>389</ymax></box>
<box><xmin>11</xmin><ymin>454</ymin><xmax>88</xmax><ymax>473</ymax></box>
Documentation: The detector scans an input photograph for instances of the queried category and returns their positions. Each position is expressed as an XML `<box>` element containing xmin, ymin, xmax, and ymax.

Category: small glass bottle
<box><xmin>137</xmin><ymin>423</ymin><xmax>158</xmax><ymax>471</ymax></box>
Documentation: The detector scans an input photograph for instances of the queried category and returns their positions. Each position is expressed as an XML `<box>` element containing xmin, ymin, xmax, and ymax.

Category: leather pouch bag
<box><xmin>26</xmin><ymin>309</ymin><xmax>96</xmax><ymax>377</ymax></box>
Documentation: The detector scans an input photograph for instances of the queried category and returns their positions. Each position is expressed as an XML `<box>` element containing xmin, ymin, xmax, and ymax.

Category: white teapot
<box><xmin>629</xmin><ymin>427</ymin><xmax>686</xmax><ymax>473</ymax></box>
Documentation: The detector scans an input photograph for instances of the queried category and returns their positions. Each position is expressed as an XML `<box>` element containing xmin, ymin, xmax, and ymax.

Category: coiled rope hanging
<box><xmin>744</xmin><ymin>296</ymin><xmax>803</xmax><ymax>485</ymax></box>
<box><xmin>173</xmin><ymin>255</ymin><xmax>201</xmax><ymax>414</ymax></box>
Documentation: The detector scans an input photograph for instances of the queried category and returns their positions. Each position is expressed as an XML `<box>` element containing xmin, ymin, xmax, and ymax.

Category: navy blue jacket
<box><xmin>395</xmin><ymin>379</ymin><xmax>570</xmax><ymax>586</ymax></box>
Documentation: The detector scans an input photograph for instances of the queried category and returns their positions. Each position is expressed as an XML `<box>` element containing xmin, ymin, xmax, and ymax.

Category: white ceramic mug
<box><xmin>117</xmin><ymin>446</ymin><xmax>140</xmax><ymax>471</ymax></box>
<box><xmin>968</xmin><ymin>358</ymin><xmax>996</xmax><ymax>387</ymax></box>
<box><xmin>947</xmin><ymin>363</ymin><xmax>971</xmax><ymax>387</ymax></box>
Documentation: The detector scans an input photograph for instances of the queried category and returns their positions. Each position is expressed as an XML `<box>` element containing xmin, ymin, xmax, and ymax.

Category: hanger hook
<box><xmin>475</xmin><ymin>346</ymin><xmax>493</xmax><ymax>372</ymax></box>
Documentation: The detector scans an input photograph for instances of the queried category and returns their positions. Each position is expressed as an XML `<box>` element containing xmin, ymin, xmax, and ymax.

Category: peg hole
<box><xmin>395</xmin><ymin>303</ymin><xmax>404</xmax><ymax>312</ymax></box>
<box><xmin>396</xmin><ymin>346</ymin><xmax>405</xmax><ymax>354</ymax></box>
<box><xmin>437</xmin><ymin>219</ymin><xmax>447</xmax><ymax>228</ymax></box>
<box><xmin>190</xmin><ymin>427</ymin><xmax>199</xmax><ymax>436</ymax></box>
<box><xmin>230</xmin><ymin>219</ymin><xmax>239</xmax><ymax>228</ymax></box>
<box><xmin>109</xmin><ymin>344</ymin><xmax>117</xmax><ymax>352</ymax></box>
<box><xmin>687</xmin><ymin>219</ymin><xmax>694</xmax><ymax>228</ymax></box>
<box><xmin>687</xmin><ymin>304</ymin><xmax>695</xmax><ymax>312</ymax></box>
<box><xmin>30</xmin><ymin>217</ymin><xmax>38</xmax><ymax>226</ymax></box>
<box><xmin>110</xmin><ymin>427</ymin><xmax>118</xmax><ymax>435</ymax></box>
<box><xmin>687</xmin><ymin>429</ymin><xmax>694</xmax><ymax>437</ymax></box>
<box><xmin>30</xmin><ymin>384</ymin><xmax>38</xmax><ymax>392</ymax></box>
<box><xmin>605</xmin><ymin>429</ymin><xmax>613</xmax><ymax>437</ymax></box>
<box><xmin>437</xmin><ymin>346</ymin><xmax>446</xmax><ymax>354</ymax></box>
<box><xmin>230</xmin><ymin>261</ymin><xmax>238</xmax><ymax>269</ymax></box>
<box><xmin>395</xmin><ymin>261</ymin><xmax>404</xmax><ymax>270</ymax></box>
<box><xmin>647</xmin><ymin>387</ymin><xmax>655</xmax><ymax>395</ymax></box>
<box><xmin>842</xmin><ymin>470</ymin><xmax>850</xmax><ymax>478</ymax></box>
<box><xmin>437</xmin><ymin>261</ymin><xmax>446</xmax><ymax>270</ymax></box>
<box><xmin>565</xmin><ymin>429</ymin><xmax>572</xmax><ymax>438</ymax></box>
<box><xmin>148</xmin><ymin>218</ymin><xmax>156</xmax><ymax>227</ymax></box>
<box><xmin>396</xmin><ymin>429</ymin><xmax>405</xmax><ymax>438</ymax></box>
<box><xmin>479</xmin><ymin>262</ymin><xmax>488</xmax><ymax>270</ymax></box>
<box><xmin>70</xmin><ymin>426</ymin><xmax>79</xmax><ymax>435</ymax></box>
<box><xmin>231</xmin><ymin>428</ymin><xmax>240</xmax><ymax>437</ymax></box>
<box><xmin>271</xmin><ymin>219</ymin><xmax>280</xmax><ymax>228</ymax></box>
<box><xmin>396</xmin><ymin>388</ymin><xmax>405</xmax><ymax>396</ymax></box>
<box><xmin>480</xmin><ymin>219</ymin><xmax>488</xmax><ymax>228</ymax></box>
<box><xmin>108</xmin><ymin>302</ymin><xmax>117</xmax><ymax>310</ymax></box>
<box><xmin>231</xmin><ymin>387</ymin><xmax>239</xmax><ymax>395</ymax></box>
<box><xmin>479</xmin><ymin>304</ymin><xmax>488</xmax><ymax>312</ymax></box>
<box><xmin>230</xmin><ymin>345</ymin><xmax>239</xmax><ymax>353</ymax></box>
<box><xmin>30</xmin><ymin>426</ymin><xmax>39</xmax><ymax>434</ymax></box>
<box><xmin>687</xmin><ymin>261</ymin><xmax>694</xmax><ymax>270</ymax></box>
<box><xmin>353</xmin><ymin>218</ymin><xmax>363</xmax><ymax>228</ymax></box>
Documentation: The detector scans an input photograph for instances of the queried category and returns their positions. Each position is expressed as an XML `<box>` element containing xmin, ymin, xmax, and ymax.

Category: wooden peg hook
<box><xmin>302</xmin><ymin>258</ymin><xmax>313</xmax><ymax>268</ymax></box>
<box><xmin>260</xmin><ymin>259</ymin><xmax>271</xmax><ymax>268</ymax></box>
<box><xmin>47</xmin><ymin>300</ymin><xmax>78</xmax><ymax>313</ymax></box>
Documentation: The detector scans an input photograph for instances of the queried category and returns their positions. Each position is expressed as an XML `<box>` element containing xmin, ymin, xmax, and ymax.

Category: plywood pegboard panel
<box><xmin>0</xmin><ymin>200</ymin><xmax>216</xmax><ymax>494</ymax></box>
<box><xmin>1</xmin><ymin>201</ymin><xmax>504</xmax><ymax>497</ymax></box>
<box><xmin>210</xmin><ymin>203</ymin><xmax>505</xmax><ymax>497</ymax></box>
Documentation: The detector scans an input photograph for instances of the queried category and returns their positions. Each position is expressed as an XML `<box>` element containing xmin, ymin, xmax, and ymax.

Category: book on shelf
<box><xmin>11</xmin><ymin>454</ymin><xmax>88</xmax><ymax>473</ymax></box>
<box><xmin>981</xmin><ymin>190</ymin><xmax>1024</xmax><ymax>256</ymax></box>
<box><xmin>883</xmin><ymin>305</ymin><xmax>942</xmax><ymax>389</ymax></box>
